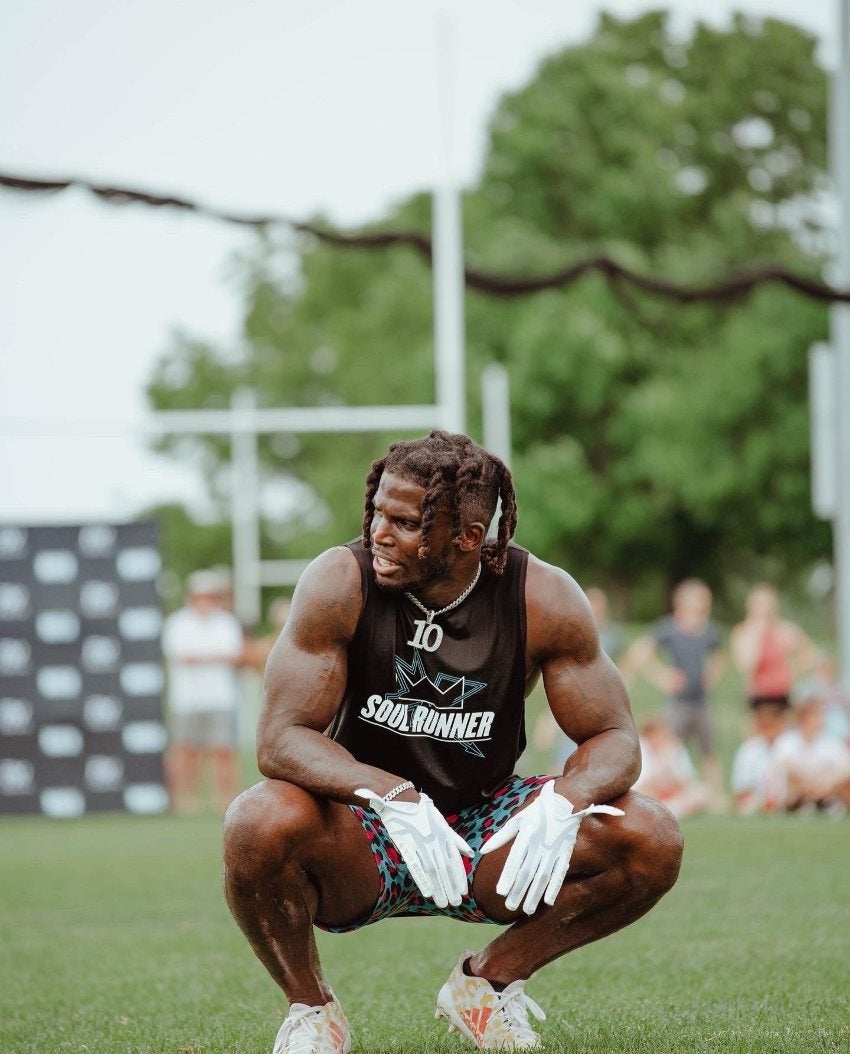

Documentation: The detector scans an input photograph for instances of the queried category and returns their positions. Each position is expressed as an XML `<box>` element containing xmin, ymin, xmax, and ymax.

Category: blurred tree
<box><xmin>146</xmin><ymin>11</ymin><xmax>831</xmax><ymax>616</ymax></box>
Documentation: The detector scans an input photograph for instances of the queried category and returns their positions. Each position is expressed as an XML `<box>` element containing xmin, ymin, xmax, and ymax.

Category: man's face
<box><xmin>369</xmin><ymin>471</ymin><xmax>454</xmax><ymax>593</ymax></box>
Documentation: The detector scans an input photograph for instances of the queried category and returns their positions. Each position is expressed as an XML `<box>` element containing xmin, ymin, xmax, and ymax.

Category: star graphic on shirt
<box><xmin>387</xmin><ymin>650</ymin><xmax>486</xmax><ymax>711</ymax></box>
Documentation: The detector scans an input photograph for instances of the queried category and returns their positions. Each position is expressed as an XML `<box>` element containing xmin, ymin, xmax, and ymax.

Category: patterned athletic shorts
<box><xmin>316</xmin><ymin>774</ymin><xmax>551</xmax><ymax>933</ymax></box>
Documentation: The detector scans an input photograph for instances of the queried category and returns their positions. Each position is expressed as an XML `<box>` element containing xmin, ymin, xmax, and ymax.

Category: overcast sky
<box><xmin>0</xmin><ymin>0</ymin><xmax>836</xmax><ymax>524</ymax></box>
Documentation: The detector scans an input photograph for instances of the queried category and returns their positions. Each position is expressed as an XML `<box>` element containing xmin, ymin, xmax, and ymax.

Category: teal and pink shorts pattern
<box><xmin>317</xmin><ymin>774</ymin><xmax>551</xmax><ymax>933</ymax></box>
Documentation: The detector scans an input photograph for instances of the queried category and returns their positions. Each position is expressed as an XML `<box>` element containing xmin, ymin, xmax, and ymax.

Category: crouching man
<box><xmin>223</xmin><ymin>431</ymin><xmax>683</xmax><ymax>1052</ymax></box>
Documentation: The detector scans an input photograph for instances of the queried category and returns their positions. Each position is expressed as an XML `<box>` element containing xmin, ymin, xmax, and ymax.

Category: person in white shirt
<box><xmin>768</xmin><ymin>695</ymin><xmax>850</xmax><ymax>813</ymax></box>
<box><xmin>730</xmin><ymin>701</ymin><xmax>788</xmax><ymax>815</ymax></box>
<box><xmin>633</xmin><ymin>717</ymin><xmax>709</xmax><ymax>818</ymax></box>
<box><xmin>163</xmin><ymin>569</ymin><xmax>244</xmax><ymax>814</ymax></box>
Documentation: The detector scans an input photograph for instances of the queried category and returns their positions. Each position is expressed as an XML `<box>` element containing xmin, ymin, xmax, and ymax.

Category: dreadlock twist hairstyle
<box><xmin>361</xmin><ymin>430</ymin><xmax>518</xmax><ymax>575</ymax></box>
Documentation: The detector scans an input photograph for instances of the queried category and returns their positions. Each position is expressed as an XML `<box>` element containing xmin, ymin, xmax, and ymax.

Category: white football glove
<box><xmin>355</xmin><ymin>788</ymin><xmax>474</xmax><ymax>908</ymax></box>
<box><xmin>480</xmin><ymin>780</ymin><xmax>624</xmax><ymax>915</ymax></box>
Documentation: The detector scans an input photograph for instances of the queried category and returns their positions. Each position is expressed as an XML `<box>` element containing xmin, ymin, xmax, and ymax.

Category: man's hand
<box><xmin>355</xmin><ymin>788</ymin><xmax>473</xmax><ymax>908</ymax></box>
<box><xmin>480</xmin><ymin>781</ymin><xmax>624</xmax><ymax>915</ymax></box>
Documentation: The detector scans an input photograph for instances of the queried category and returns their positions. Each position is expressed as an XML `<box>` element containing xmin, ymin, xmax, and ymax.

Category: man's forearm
<box><xmin>554</xmin><ymin>728</ymin><xmax>640</xmax><ymax>811</ymax></box>
<box><xmin>257</xmin><ymin>723</ymin><xmax>416</xmax><ymax>805</ymax></box>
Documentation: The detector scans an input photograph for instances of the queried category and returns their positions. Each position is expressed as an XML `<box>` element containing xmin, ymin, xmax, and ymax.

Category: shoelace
<box><xmin>494</xmin><ymin>981</ymin><xmax>546</xmax><ymax>1044</ymax></box>
<box><xmin>274</xmin><ymin>1004</ymin><xmax>326</xmax><ymax>1054</ymax></box>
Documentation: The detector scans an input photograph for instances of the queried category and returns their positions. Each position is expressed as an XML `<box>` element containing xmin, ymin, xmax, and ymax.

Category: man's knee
<box><xmin>618</xmin><ymin>792</ymin><xmax>684</xmax><ymax>897</ymax></box>
<box><xmin>580</xmin><ymin>791</ymin><xmax>682</xmax><ymax>897</ymax></box>
<box><xmin>223</xmin><ymin>780</ymin><xmax>320</xmax><ymax>885</ymax></box>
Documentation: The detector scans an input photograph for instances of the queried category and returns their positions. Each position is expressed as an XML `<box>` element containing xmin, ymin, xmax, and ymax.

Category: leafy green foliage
<box><xmin>146</xmin><ymin>12</ymin><xmax>832</xmax><ymax>614</ymax></box>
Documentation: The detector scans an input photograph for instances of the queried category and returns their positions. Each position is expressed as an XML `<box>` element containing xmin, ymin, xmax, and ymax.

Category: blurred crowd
<box><xmin>159</xmin><ymin>567</ymin><xmax>850</xmax><ymax>819</ymax></box>
<box><xmin>536</xmin><ymin>579</ymin><xmax>850</xmax><ymax>820</ymax></box>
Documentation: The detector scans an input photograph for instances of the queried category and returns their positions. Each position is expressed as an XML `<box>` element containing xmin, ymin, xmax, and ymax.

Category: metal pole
<box><xmin>230</xmin><ymin>388</ymin><xmax>261</xmax><ymax>628</ymax></box>
<box><xmin>481</xmin><ymin>363</ymin><xmax>512</xmax><ymax>466</ymax></box>
<box><xmin>481</xmin><ymin>363</ymin><xmax>511</xmax><ymax>540</ymax></box>
<box><xmin>433</xmin><ymin>185</ymin><xmax>466</xmax><ymax>434</ymax></box>
<box><xmin>433</xmin><ymin>12</ymin><xmax>466</xmax><ymax>435</ymax></box>
<box><xmin>833</xmin><ymin>0</ymin><xmax>850</xmax><ymax>691</ymax></box>
<box><xmin>809</xmin><ymin>343</ymin><xmax>838</xmax><ymax>520</ymax></box>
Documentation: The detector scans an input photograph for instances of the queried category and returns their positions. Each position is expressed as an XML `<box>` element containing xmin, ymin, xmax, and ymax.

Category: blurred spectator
<box><xmin>586</xmin><ymin>586</ymin><xmax>625</xmax><ymax>665</ymax></box>
<box><xmin>730</xmin><ymin>583</ymin><xmax>821</xmax><ymax>714</ymax></box>
<box><xmin>768</xmin><ymin>694</ymin><xmax>850</xmax><ymax>814</ymax></box>
<box><xmin>162</xmin><ymin>569</ymin><xmax>244</xmax><ymax>814</ymax></box>
<box><xmin>532</xmin><ymin>586</ymin><xmax>623</xmax><ymax>774</ymax></box>
<box><xmin>730</xmin><ymin>700</ymin><xmax>789</xmax><ymax>815</ymax></box>
<box><xmin>800</xmin><ymin>655</ymin><xmax>850</xmax><ymax>745</ymax></box>
<box><xmin>633</xmin><ymin>717</ymin><xmax>709</xmax><ymax>818</ymax></box>
<box><xmin>623</xmin><ymin>579</ymin><xmax>726</xmax><ymax>805</ymax></box>
<box><xmin>209</xmin><ymin>564</ymin><xmax>235</xmax><ymax>612</ymax></box>
<box><xmin>243</xmin><ymin>595</ymin><xmax>292</xmax><ymax>674</ymax></box>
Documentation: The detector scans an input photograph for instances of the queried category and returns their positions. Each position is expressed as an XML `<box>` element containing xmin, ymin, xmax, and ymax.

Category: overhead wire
<box><xmin>2</xmin><ymin>169</ymin><xmax>847</xmax><ymax>306</ymax></box>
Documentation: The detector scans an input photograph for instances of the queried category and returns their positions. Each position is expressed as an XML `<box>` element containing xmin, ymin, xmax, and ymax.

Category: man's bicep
<box><xmin>262</xmin><ymin>632</ymin><xmax>349</xmax><ymax>733</ymax></box>
<box><xmin>525</xmin><ymin>557</ymin><xmax>635</xmax><ymax>742</ymax></box>
<box><xmin>542</xmin><ymin>650</ymin><xmax>635</xmax><ymax>745</ymax></box>
<box><xmin>259</xmin><ymin>547</ymin><xmax>362</xmax><ymax>734</ymax></box>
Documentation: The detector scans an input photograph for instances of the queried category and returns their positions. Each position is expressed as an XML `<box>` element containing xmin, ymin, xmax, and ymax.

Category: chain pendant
<box><xmin>407</xmin><ymin>618</ymin><xmax>443</xmax><ymax>652</ymax></box>
<box><xmin>403</xmin><ymin>562</ymin><xmax>480</xmax><ymax>654</ymax></box>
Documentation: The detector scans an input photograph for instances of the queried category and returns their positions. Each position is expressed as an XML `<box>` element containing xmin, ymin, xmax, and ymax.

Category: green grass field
<box><xmin>2</xmin><ymin>808</ymin><xmax>848</xmax><ymax>1054</ymax></box>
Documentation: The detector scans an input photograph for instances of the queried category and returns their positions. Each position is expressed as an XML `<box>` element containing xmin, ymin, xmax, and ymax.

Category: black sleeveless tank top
<box><xmin>329</xmin><ymin>539</ymin><xmax>530</xmax><ymax>813</ymax></box>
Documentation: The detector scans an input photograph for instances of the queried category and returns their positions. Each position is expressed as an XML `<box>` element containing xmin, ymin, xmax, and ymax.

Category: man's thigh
<box><xmin>317</xmin><ymin>775</ymin><xmax>552</xmax><ymax>933</ymax></box>
<box><xmin>225</xmin><ymin>778</ymin><xmax>383</xmax><ymax>934</ymax></box>
<box><xmin>273</xmin><ymin>783</ymin><xmax>383</xmax><ymax>931</ymax></box>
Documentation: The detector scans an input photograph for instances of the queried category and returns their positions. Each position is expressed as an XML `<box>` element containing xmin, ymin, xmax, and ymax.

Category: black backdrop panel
<box><xmin>0</xmin><ymin>522</ymin><xmax>169</xmax><ymax>817</ymax></box>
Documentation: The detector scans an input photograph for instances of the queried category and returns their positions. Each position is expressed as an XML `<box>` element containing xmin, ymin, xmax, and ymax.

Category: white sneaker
<box><xmin>435</xmin><ymin>952</ymin><xmax>546</xmax><ymax>1050</ymax></box>
<box><xmin>272</xmin><ymin>996</ymin><xmax>351</xmax><ymax>1054</ymax></box>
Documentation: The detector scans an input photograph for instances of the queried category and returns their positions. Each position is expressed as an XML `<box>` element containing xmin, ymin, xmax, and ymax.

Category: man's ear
<box><xmin>454</xmin><ymin>522</ymin><xmax>486</xmax><ymax>552</ymax></box>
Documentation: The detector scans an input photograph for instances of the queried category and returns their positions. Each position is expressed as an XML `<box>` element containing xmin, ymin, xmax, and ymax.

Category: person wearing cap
<box><xmin>162</xmin><ymin>569</ymin><xmax>244</xmax><ymax>814</ymax></box>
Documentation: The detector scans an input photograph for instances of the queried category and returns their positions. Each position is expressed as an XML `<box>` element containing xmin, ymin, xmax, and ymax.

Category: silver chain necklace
<box><xmin>404</xmin><ymin>563</ymin><xmax>481</xmax><ymax>653</ymax></box>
